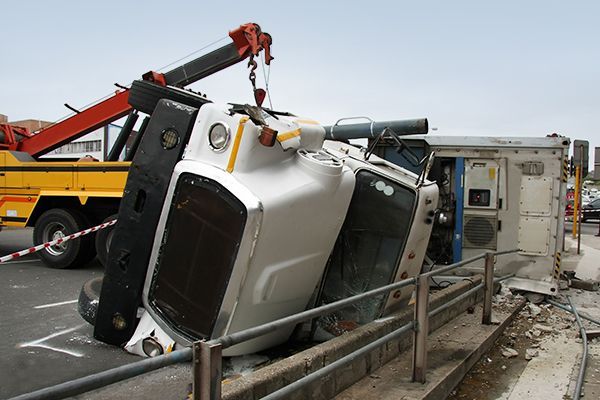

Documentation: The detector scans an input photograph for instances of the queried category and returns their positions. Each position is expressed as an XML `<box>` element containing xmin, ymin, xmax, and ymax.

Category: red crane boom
<box><xmin>13</xmin><ymin>23</ymin><xmax>272</xmax><ymax>158</ymax></box>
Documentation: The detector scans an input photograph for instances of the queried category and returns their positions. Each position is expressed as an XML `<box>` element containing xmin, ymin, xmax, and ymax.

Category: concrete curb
<box><xmin>421</xmin><ymin>298</ymin><xmax>526</xmax><ymax>400</ymax></box>
<box><xmin>223</xmin><ymin>275</ymin><xmax>484</xmax><ymax>400</ymax></box>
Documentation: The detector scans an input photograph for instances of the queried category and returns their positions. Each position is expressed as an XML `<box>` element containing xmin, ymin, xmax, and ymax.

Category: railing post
<box><xmin>193</xmin><ymin>341</ymin><xmax>222</xmax><ymax>400</ymax></box>
<box><xmin>482</xmin><ymin>251</ymin><xmax>494</xmax><ymax>325</ymax></box>
<box><xmin>412</xmin><ymin>274</ymin><xmax>430</xmax><ymax>383</ymax></box>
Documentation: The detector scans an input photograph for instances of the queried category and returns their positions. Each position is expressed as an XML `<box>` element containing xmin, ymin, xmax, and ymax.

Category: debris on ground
<box><xmin>447</xmin><ymin>285</ymin><xmax>582</xmax><ymax>400</ymax></box>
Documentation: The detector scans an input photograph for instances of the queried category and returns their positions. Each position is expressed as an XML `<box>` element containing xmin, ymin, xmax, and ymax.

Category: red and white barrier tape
<box><xmin>0</xmin><ymin>219</ymin><xmax>117</xmax><ymax>264</ymax></box>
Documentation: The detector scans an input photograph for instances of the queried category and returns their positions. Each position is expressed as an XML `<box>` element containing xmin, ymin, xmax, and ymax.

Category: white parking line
<box><xmin>17</xmin><ymin>324</ymin><xmax>86</xmax><ymax>358</ymax></box>
<box><xmin>34</xmin><ymin>299</ymin><xmax>78</xmax><ymax>309</ymax></box>
<box><xmin>26</xmin><ymin>343</ymin><xmax>84</xmax><ymax>358</ymax></box>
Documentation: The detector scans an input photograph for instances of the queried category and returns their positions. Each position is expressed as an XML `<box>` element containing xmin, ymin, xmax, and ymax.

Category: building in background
<box><xmin>42</xmin><ymin>124</ymin><xmax>125</xmax><ymax>161</ymax></box>
<box><xmin>6</xmin><ymin>117</ymin><xmax>52</xmax><ymax>132</ymax></box>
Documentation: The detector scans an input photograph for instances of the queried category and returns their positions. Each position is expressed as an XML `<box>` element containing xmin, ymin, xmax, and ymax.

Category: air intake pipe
<box><xmin>324</xmin><ymin>117</ymin><xmax>428</xmax><ymax>140</ymax></box>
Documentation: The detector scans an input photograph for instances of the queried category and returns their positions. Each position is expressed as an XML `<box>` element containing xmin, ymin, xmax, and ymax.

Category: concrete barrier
<box><xmin>223</xmin><ymin>276</ymin><xmax>484</xmax><ymax>400</ymax></box>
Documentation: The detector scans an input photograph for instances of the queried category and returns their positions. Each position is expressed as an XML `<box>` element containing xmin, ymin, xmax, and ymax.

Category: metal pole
<box><xmin>193</xmin><ymin>342</ymin><xmax>202</xmax><ymax>400</ymax></box>
<box><xmin>323</xmin><ymin>118</ymin><xmax>428</xmax><ymax>140</ymax></box>
<box><xmin>262</xmin><ymin>321</ymin><xmax>415</xmax><ymax>400</ymax></box>
<box><xmin>195</xmin><ymin>341</ymin><xmax>222</xmax><ymax>400</ymax></box>
<box><xmin>125</xmin><ymin>116</ymin><xmax>150</xmax><ymax>161</ymax></box>
<box><xmin>577</xmin><ymin>144</ymin><xmax>584</xmax><ymax>254</ymax></box>
<box><xmin>107</xmin><ymin>111</ymin><xmax>138</xmax><ymax>161</ymax></box>
<box><xmin>567</xmin><ymin>296</ymin><xmax>588</xmax><ymax>400</ymax></box>
<box><xmin>573</xmin><ymin>165</ymin><xmax>580</xmax><ymax>239</ymax></box>
<box><xmin>546</xmin><ymin>299</ymin><xmax>600</xmax><ymax>327</ymax></box>
<box><xmin>412</xmin><ymin>274</ymin><xmax>430</xmax><ymax>383</ymax></box>
<box><xmin>482</xmin><ymin>252</ymin><xmax>494</xmax><ymax>325</ymax></box>
<box><xmin>9</xmin><ymin>348</ymin><xmax>192</xmax><ymax>400</ymax></box>
<box><xmin>216</xmin><ymin>277</ymin><xmax>416</xmax><ymax>349</ymax></box>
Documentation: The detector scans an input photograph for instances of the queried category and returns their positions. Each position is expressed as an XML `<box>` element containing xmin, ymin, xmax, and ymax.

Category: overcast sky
<box><xmin>2</xmin><ymin>1</ymin><xmax>598</xmax><ymax>168</ymax></box>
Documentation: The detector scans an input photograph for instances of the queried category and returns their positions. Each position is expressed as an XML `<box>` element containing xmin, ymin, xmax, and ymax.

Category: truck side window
<box><xmin>316</xmin><ymin>170</ymin><xmax>416</xmax><ymax>336</ymax></box>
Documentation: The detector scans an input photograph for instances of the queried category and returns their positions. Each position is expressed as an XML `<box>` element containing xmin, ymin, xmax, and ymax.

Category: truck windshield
<box><xmin>148</xmin><ymin>174</ymin><xmax>247</xmax><ymax>340</ymax></box>
<box><xmin>316</xmin><ymin>169</ymin><xmax>416</xmax><ymax>336</ymax></box>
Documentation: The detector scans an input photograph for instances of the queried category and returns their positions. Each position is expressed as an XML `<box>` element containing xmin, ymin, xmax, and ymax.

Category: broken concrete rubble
<box><xmin>525</xmin><ymin>348</ymin><xmax>539</xmax><ymax>360</ymax></box>
<box><xmin>501</xmin><ymin>348</ymin><xmax>519</xmax><ymax>358</ymax></box>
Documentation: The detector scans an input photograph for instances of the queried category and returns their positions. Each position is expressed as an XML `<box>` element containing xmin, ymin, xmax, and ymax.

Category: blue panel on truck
<box><xmin>453</xmin><ymin>157</ymin><xmax>464</xmax><ymax>263</ymax></box>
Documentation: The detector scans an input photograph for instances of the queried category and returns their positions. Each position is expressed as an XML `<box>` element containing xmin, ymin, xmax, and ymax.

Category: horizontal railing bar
<box><xmin>494</xmin><ymin>248</ymin><xmax>521</xmax><ymax>256</ymax></box>
<box><xmin>422</xmin><ymin>249</ymin><xmax>519</xmax><ymax>279</ymax></box>
<box><xmin>217</xmin><ymin>249</ymin><xmax>518</xmax><ymax>349</ymax></box>
<box><xmin>215</xmin><ymin>277</ymin><xmax>417</xmax><ymax>349</ymax></box>
<box><xmin>421</xmin><ymin>253</ymin><xmax>486</xmax><ymax>278</ymax></box>
<box><xmin>261</xmin><ymin>321</ymin><xmax>416</xmax><ymax>400</ymax></box>
<box><xmin>9</xmin><ymin>348</ymin><xmax>192</xmax><ymax>400</ymax></box>
<box><xmin>429</xmin><ymin>282</ymin><xmax>484</xmax><ymax>319</ymax></box>
<box><xmin>494</xmin><ymin>273</ymin><xmax>515</xmax><ymax>283</ymax></box>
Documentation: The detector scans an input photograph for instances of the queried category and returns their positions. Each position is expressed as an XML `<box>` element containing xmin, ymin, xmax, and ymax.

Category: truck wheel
<box><xmin>78</xmin><ymin>277</ymin><xmax>102</xmax><ymax>325</ymax></box>
<box><xmin>33</xmin><ymin>208</ymin><xmax>95</xmax><ymax>269</ymax></box>
<box><xmin>95</xmin><ymin>214</ymin><xmax>118</xmax><ymax>268</ymax></box>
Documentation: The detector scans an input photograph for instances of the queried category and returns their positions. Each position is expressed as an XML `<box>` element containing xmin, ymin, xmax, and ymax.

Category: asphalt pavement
<box><xmin>0</xmin><ymin>228</ymin><xmax>140</xmax><ymax>399</ymax></box>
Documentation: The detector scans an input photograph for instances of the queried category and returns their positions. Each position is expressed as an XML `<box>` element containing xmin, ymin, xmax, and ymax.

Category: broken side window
<box><xmin>314</xmin><ymin>169</ymin><xmax>416</xmax><ymax>338</ymax></box>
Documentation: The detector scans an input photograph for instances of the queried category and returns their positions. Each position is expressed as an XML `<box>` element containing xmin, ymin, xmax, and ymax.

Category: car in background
<box><xmin>565</xmin><ymin>199</ymin><xmax>574</xmax><ymax>220</ymax></box>
<box><xmin>582</xmin><ymin>198</ymin><xmax>600</xmax><ymax>222</ymax></box>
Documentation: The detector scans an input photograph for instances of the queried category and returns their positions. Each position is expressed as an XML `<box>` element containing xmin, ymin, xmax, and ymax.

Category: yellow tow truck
<box><xmin>0</xmin><ymin>150</ymin><xmax>128</xmax><ymax>268</ymax></box>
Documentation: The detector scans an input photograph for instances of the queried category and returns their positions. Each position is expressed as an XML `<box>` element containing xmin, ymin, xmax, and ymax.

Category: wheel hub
<box><xmin>44</xmin><ymin>223</ymin><xmax>69</xmax><ymax>256</ymax></box>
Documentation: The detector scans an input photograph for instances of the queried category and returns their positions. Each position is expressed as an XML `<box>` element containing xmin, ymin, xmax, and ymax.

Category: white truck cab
<box><xmin>89</xmin><ymin>97</ymin><xmax>437</xmax><ymax>357</ymax></box>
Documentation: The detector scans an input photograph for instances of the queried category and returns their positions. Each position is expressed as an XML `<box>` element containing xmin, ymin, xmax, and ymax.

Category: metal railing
<box><xmin>195</xmin><ymin>249</ymin><xmax>519</xmax><ymax>400</ymax></box>
<box><xmin>9</xmin><ymin>249</ymin><xmax>518</xmax><ymax>400</ymax></box>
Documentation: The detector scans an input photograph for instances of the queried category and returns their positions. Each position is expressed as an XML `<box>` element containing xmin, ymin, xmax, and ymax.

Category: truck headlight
<box><xmin>142</xmin><ymin>337</ymin><xmax>164</xmax><ymax>357</ymax></box>
<box><xmin>208</xmin><ymin>122</ymin><xmax>230</xmax><ymax>152</ymax></box>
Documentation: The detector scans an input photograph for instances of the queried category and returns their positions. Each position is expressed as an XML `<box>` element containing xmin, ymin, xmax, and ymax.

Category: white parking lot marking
<box><xmin>34</xmin><ymin>299</ymin><xmax>78</xmax><ymax>309</ymax></box>
<box><xmin>17</xmin><ymin>324</ymin><xmax>86</xmax><ymax>358</ymax></box>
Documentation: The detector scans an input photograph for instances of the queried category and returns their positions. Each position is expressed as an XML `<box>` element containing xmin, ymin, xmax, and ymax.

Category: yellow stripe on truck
<box><xmin>227</xmin><ymin>117</ymin><xmax>250</xmax><ymax>173</ymax></box>
<box><xmin>277</xmin><ymin>128</ymin><xmax>301</xmax><ymax>142</ymax></box>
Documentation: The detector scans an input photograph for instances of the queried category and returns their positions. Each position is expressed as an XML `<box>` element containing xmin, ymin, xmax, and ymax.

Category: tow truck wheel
<box><xmin>33</xmin><ymin>208</ymin><xmax>95</xmax><ymax>269</ymax></box>
<box><xmin>95</xmin><ymin>214</ymin><xmax>117</xmax><ymax>268</ymax></box>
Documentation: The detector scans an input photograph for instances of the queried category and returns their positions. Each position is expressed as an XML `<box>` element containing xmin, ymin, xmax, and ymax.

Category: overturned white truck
<box><xmin>82</xmin><ymin>81</ymin><xmax>438</xmax><ymax>356</ymax></box>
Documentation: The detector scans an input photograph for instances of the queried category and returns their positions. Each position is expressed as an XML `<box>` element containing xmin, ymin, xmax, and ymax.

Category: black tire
<box><xmin>33</xmin><ymin>208</ymin><xmax>95</xmax><ymax>269</ymax></box>
<box><xmin>78</xmin><ymin>277</ymin><xmax>103</xmax><ymax>325</ymax></box>
<box><xmin>95</xmin><ymin>214</ymin><xmax>118</xmax><ymax>268</ymax></box>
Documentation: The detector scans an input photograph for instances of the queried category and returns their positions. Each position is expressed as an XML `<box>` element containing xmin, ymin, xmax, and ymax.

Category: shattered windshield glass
<box><xmin>315</xmin><ymin>169</ymin><xmax>416</xmax><ymax>338</ymax></box>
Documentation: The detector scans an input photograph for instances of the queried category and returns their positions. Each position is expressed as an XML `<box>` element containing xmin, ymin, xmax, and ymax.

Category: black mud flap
<box><xmin>93</xmin><ymin>99</ymin><xmax>199</xmax><ymax>346</ymax></box>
